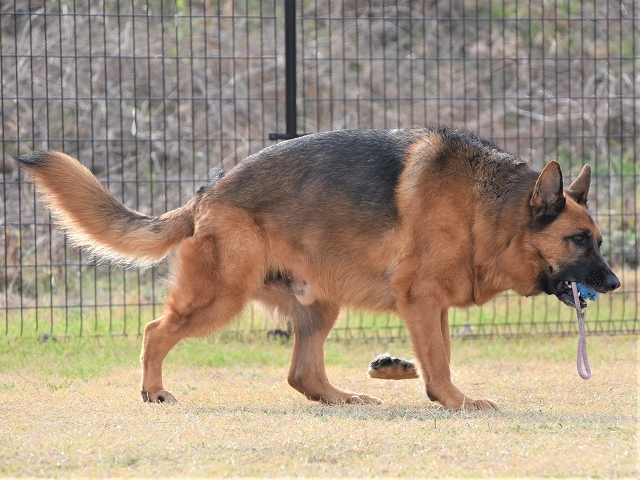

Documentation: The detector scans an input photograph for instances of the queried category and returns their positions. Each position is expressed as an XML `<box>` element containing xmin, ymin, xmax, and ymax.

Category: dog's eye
<box><xmin>573</xmin><ymin>234</ymin><xmax>586</xmax><ymax>245</ymax></box>
<box><xmin>572</xmin><ymin>232</ymin><xmax>592</xmax><ymax>246</ymax></box>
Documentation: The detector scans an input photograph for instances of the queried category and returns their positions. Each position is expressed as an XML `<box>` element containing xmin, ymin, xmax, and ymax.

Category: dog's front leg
<box><xmin>397</xmin><ymin>299</ymin><xmax>497</xmax><ymax>411</ymax></box>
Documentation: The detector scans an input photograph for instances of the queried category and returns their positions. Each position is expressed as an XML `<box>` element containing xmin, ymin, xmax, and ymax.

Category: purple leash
<box><xmin>571</xmin><ymin>281</ymin><xmax>592</xmax><ymax>380</ymax></box>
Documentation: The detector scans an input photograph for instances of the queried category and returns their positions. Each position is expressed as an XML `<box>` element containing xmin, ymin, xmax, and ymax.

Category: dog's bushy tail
<box><xmin>17</xmin><ymin>151</ymin><xmax>196</xmax><ymax>267</ymax></box>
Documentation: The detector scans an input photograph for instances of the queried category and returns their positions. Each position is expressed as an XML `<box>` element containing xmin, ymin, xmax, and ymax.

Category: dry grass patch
<box><xmin>0</xmin><ymin>336</ymin><xmax>637</xmax><ymax>477</ymax></box>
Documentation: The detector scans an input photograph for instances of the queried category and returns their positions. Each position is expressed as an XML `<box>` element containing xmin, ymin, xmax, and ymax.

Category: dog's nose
<box><xmin>605</xmin><ymin>273</ymin><xmax>621</xmax><ymax>291</ymax></box>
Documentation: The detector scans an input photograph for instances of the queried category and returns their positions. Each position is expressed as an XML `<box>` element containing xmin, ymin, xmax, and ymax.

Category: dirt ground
<box><xmin>0</xmin><ymin>335</ymin><xmax>637</xmax><ymax>477</ymax></box>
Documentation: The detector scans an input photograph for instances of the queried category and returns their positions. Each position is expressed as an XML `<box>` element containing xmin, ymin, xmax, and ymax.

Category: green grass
<box><xmin>1</xmin><ymin>332</ymin><xmax>631</xmax><ymax>382</ymax></box>
<box><xmin>0</xmin><ymin>335</ymin><xmax>637</xmax><ymax>477</ymax></box>
<box><xmin>4</xmin><ymin>277</ymin><xmax>638</xmax><ymax>341</ymax></box>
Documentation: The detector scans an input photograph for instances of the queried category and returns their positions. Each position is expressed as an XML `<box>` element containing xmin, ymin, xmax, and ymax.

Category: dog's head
<box><xmin>528</xmin><ymin>161</ymin><xmax>620</xmax><ymax>307</ymax></box>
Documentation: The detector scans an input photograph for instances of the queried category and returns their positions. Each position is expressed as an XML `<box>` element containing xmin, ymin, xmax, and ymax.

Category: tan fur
<box><xmin>24</xmin><ymin>152</ymin><xmax>195</xmax><ymax>266</ymax></box>
<box><xmin>19</xmin><ymin>129</ymin><xmax>618</xmax><ymax>411</ymax></box>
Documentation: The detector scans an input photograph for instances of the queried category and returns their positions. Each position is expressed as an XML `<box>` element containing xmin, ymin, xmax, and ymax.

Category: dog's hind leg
<box><xmin>141</xmin><ymin>313</ymin><xmax>193</xmax><ymax>404</ymax></box>
<box><xmin>140</xmin><ymin>294</ymin><xmax>249</xmax><ymax>404</ymax></box>
<box><xmin>140</xmin><ymin>230</ymin><xmax>261</xmax><ymax>403</ymax></box>
<box><xmin>282</xmin><ymin>299</ymin><xmax>381</xmax><ymax>404</ymax></box>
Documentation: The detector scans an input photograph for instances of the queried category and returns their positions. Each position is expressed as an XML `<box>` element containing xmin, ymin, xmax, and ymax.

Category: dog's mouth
<box><xmin>554</xmin><ymin>281</ymin><xmax>587</xmax><ymax>309</ymax></box>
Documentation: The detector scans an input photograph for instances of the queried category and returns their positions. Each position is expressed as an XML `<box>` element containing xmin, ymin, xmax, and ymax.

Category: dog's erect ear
<box><xmin>566</xmin><ymin>164</ymin><xmax>591</xmax><ymax>206</ymax></box>
<box><xmin>530</xmin><ymin>160</ymin><xmax>566</xmax><ymax>221</ymax></box>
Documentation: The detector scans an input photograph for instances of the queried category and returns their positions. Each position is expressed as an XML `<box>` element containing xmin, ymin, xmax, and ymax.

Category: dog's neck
<box><xmin>470</xmin><ymin>167</ymin><xmax>543</xmax><ymax>303</ymax></box>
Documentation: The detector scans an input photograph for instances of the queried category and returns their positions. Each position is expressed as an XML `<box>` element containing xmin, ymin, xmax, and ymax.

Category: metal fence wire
<box><xmin>1</xmin><ymin>0</ymin><xmax>638</xmax><ymax>340</ymax></box>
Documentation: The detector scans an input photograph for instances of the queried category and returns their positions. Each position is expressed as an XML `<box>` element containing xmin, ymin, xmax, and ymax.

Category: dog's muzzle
<box><xmin>554</xmin><ymin>272</ymin><xmax>620</xmax><ymax>309</ymax></box>
<box><xmin>555</xmin><ymin>281</ymin><xmax>587</xmax><ymax>309</ymax></box>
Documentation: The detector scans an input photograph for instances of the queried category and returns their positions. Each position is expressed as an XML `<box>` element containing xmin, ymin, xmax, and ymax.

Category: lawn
<box><xmin>0</xmin><ymin>334</ymin><xmax>637</xmax><ymax>477</ymax></box>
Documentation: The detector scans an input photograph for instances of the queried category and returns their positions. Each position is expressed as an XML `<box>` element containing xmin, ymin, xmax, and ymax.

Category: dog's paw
<box><xmin>368</xmin><ymin>353</ymin><xmax>419</xmax><ymax>380</ymax></box>
<box><xmin>347</xmin><ymin>394</ymin><xmax>383</xmax><ymax>405</ymax></box>
<box><xmin>459</xmin><ymin>397</ymin><xmax>498</xmax><ymax>411</ymax></box>
<box><xmin>141</xmin><ymin>389</ymin><xmax>178</xmax><ymax>404</ymax></box>
<box><xmin>318</xmin><ymin>392</ymin><xmax>383</xmax><ymax>405</ymax></box>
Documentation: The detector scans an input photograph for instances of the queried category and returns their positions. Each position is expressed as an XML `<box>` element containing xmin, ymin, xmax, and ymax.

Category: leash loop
<box><xmin>571</xmin><ymin>281</ymin><xmax>591</xmax><ymax>380</ymax></box>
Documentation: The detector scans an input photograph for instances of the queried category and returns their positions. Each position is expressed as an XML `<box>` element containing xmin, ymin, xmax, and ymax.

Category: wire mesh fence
<box><xmin>1</xmin><ymin>0</ymin><xmax>638</xmax><ymax>340</ymax></box>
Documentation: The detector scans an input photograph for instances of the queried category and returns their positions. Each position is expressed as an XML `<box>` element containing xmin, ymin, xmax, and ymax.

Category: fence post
<box><xmin>270</xmin><ymin>0</ymin><xmax>304</xmax><ymax>140</ymax></box>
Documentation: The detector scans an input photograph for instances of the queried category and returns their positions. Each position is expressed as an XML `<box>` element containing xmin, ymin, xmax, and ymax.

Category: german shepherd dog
<box><xmin>17</xmin><ymin>126</ymin><xmax>620</xmax><ymax>410</ymax></box>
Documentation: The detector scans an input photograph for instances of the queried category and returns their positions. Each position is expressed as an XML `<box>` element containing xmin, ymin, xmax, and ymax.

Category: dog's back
<box><xmin>214</xmin><ymin>129</ymin><xmax>416</xmax><ymax>231</ymax></box>
<box><xmin>210</xmin><ymin>127</ymin><xmax>529</xmax><ymax>239</ymax></box>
